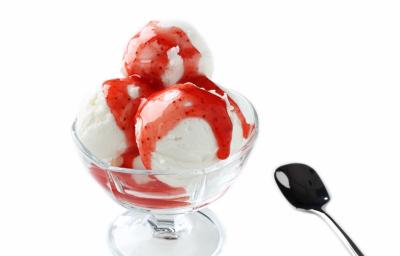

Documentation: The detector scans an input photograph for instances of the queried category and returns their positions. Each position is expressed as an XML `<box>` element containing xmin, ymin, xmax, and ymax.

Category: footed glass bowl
<box><xmin>72</xmin><ymin>89</ymin><xmax>258</xmax><ymax>256</ymax></box>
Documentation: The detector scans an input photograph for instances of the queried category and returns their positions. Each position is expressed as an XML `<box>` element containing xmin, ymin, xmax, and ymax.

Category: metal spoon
<box><xmin>274</xmin><ymin>163</ymin><xmax>364</xmax><ymax>256</ymax></box>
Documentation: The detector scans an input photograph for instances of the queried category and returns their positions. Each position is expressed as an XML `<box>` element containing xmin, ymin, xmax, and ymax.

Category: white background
<box><xmin>1</xmin><ymin>0</ymin><xmax>399</xmax><ymax>255</ymax></box>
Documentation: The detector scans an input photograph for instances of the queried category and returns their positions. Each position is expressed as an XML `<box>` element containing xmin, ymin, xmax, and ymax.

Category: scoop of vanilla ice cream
<box><xmin>149</xmin><ymin>97</ymin><xmax>245</xmax><ymax>187</ymax></box>
<box><xmin>76</xmin><ymin>90</ymin><xmax>127</xmax><ymax>163</ymax></box>
<box><xmin>123</xmin><ymin>20</ymin><xmax>213</xmax><ymax>86</ymax></box>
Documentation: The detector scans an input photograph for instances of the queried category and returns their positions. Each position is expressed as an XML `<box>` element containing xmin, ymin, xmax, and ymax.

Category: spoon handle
<box><xmin>312</xmin><ymin>209</ymin><xmax>364</xmax><ymax>256</ymax></box>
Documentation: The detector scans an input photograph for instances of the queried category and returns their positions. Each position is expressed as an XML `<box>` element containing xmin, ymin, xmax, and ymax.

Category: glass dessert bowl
<box><xmin>72</xmin><ymin>89</ymin><xmax>258</xmax><ymax>256</ymax></box>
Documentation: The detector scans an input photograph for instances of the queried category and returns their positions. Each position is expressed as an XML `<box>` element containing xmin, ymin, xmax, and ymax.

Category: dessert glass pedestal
<box><xmin>72</xmin><ymin>90</ymin><xmax>258</xmax><ymax>256</ymax></box>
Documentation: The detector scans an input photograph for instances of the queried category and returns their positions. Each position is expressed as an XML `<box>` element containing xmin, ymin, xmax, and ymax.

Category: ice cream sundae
<box><xmin>75</xmin><ymin>20</ymin><xmax>255</xmax><ymax>209</ymax></box>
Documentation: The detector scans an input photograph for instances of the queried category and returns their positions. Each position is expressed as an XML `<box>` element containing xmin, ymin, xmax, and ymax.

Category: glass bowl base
<box><xmin>108</xmin><ymin>209</ymin><xmax>225</xmax><ymax>256</ymax></box>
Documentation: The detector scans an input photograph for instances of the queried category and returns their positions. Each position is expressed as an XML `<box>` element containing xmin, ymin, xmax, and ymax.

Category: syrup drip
<box><xmin>103</xmin><ymin>75</ymin><xmax>157</xmax><ymax>168</ymax></box>
<box><xmin>136</xmin><ymin>83</ymin><xmax>233</xmax><ymax>169</ymax></box>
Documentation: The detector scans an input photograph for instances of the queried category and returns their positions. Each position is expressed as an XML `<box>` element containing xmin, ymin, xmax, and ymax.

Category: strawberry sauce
<box><xmin>136</xmin><ymin>83</ymin><xmax>233</xmax><ymax>169</ymax></box>
<box><xmin>103</xmin><ymin>75</ymin><xmax>158</xmax><ymax>168</ymax></box>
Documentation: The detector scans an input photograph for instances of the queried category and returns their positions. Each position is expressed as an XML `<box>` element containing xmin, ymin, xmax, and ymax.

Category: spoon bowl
<box><xmin>275</xmin><ymin>163</ymin><xmax>330</xmax><ymax>210</ymax></box>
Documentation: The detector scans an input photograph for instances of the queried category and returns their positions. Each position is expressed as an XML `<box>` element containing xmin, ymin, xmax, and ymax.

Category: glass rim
<box><xmin>72</xmin><ymin>88</ymin><xmax>259</xmax><ymax>176</ymax></box>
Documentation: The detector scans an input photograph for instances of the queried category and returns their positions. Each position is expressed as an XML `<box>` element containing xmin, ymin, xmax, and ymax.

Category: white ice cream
<box><xmin>76</xmin><ymin>90</ymin><xmax>127</xmax><ymax>162</ymax></box>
